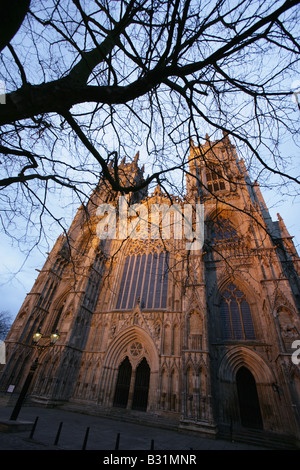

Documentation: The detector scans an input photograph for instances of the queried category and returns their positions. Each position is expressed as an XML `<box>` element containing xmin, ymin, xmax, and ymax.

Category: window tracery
<box><xmin>220</xmin><ymin>283</ymin><xmax>255</xmax><ymax>340</ymax></box>
<box><xmin>210</xmin><ymin>217</ymin><xmax>238</xmax><ymax>242</ymax></box>
<box><xmin>116</xmin><ymin>251</ymin><xmax>169</xmax><ymax>310</ymax></box>
<box><xmin>205</xmin><ymin>164</ymin><xmax>226</xmax><ymax>192</ymax></box>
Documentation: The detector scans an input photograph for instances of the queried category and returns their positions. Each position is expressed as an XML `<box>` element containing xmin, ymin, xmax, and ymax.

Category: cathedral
<box><xmin>1</xmin><ymin>134</ymin><xmax>300</xmax><ymax>447</ymax></box>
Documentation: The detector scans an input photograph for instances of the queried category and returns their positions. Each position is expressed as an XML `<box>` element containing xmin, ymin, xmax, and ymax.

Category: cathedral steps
<box><xmin>218</xmin><ymin>426</ymin><xmax>299</xmax><ymax>450</ymax></box>
<box><xmin>60</xmin><ymin>401</ymin><xmax>180</xmax><ymax>431</ymax></box>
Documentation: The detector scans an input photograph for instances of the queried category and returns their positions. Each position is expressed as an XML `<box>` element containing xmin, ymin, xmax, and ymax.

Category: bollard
<box><xmin>115</xmin><ymin>432</ymin><xmax>120</xmax><ymax>450</ymax></box>
<box><xmin>150</xmin><ymin>439</ymin><xmax>154</xmax><ymax>450</ymax></box>
<box><xmin>54</xmin><ymin>421</ymin><xmax>63</xmax><ymax>445</ymax></box>
<box><xmin>82</xmin><ymin>426</ymin><xmax>90</xmax><ymax>450</ymax></box>
<box><xmin>29</xmin><ymin>416</ymin><xmax>39</xmax><ymax>439</ymax></box>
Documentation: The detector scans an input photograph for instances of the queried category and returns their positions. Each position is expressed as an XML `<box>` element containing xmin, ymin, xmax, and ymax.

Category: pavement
<box><xmin>0</xmin><ymin>404</ymin><xmax>271</xmax><ymax>453</ymax></box>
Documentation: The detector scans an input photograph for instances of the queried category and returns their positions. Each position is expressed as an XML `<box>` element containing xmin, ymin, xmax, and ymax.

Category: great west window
<box><xmin>116</xmin><ymin>251</ymin><xmax>169</xmax><ymax>310</ymax></box>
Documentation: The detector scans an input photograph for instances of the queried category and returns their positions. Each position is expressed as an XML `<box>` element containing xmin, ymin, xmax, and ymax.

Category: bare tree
<box><xmin>0</xmin><ymin>311</ymin><xmax>12</xmax><ymax>340</ymax></box>
<box><xmin>0</xmin><ymin>0</ymin><xmax>299</xmax><ymax>252</ymax></box>
<box><xmin>0</xmin><ymin>0</ymin><xmax>31</xmax><ymax>52</ymax></box>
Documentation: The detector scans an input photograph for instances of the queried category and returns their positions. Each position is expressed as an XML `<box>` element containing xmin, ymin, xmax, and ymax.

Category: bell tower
<box><xmin>187</xmin><ymin>132</ymin><xmax>246</xmax><ymax>202</ymax></box>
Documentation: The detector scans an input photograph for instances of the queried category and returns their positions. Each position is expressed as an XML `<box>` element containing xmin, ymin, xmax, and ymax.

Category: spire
<box><xmin>222</xmin><ymin>130</ymin><xmax>231</xmax><ymax>145</ymax></box>
<box><xmin>152</xmin><ymin>183</ymin><xmax>163</xmax><ymax>196</ymax></box>
<box><xmin>277</xmin><ymin>213</ymin><xmax>291</xmax><ymax>238</ymax></box>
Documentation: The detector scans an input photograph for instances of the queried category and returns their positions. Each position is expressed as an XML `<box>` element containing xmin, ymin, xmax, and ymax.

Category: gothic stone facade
<box><xmin>2</xmin><ymin>136</ymin><xmax>300</xmax><ymax>445</ymax></box>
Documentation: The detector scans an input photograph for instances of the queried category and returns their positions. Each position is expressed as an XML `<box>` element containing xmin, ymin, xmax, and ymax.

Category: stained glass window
<box><xmin>220</xmin><ymin>283</ymin><xmax>255</xmax><ymax>340</ymax></box>
<box><xmin>116</xmin><ymin>251</ymin><xmax>169</xmax><ymax>309</ymax></box>
<box><xmin>211</xmin><ymin>217</ymin><xmax>238</xmax><ymax>241</ymax></box>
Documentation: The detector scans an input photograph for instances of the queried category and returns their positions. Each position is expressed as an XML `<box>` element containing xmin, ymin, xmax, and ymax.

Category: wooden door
<box><xmin>132</xmin><ymin>358</ymin><xmax>150</xmax><ymax>411</ymax></box>
<box><xmin>113</xmin><ymin>357</ymin><xmax>132</xmax><ymax>408</ymax></box>
<box><xmin>236</xmin><ymin>367</ymin><xmax>263</xmax><ymax>429</ymax></box>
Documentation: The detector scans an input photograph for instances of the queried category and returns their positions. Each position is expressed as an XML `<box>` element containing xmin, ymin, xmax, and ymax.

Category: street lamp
<box><xmin>32</xmin><ymin>329</ymin><xmax>42</xmax><ymax>344</ymax></box>
<box><xmin>50</xmin><ymin>330</ymin><xmax>60</xmax><ymax>345</ymax></box>
<box><xmin>9</xmin><ymin>329</ymin><xmax>60</xmax><ymax>421</ymax></box>
<box><xmin>32</xmin><ymin>329</ymin><xmax>59</xmax><ymax>345</ymax></box>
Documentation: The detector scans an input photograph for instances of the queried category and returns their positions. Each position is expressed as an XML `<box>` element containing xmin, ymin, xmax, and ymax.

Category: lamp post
<box><xmin>10</xmin><ymin>329</ymin><xmax>59</xmax><ymax>421</ymax></box>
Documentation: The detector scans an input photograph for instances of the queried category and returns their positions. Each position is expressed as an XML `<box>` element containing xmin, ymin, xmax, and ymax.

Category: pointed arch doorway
<box><xmin>132</xmin><ymin>358</ymin><xmax>150</xmax><ymax>411</ymax></box>
<box><xmin>113</xmin><ymin>357</ymin><xmax>150</xmax><ymax>411</ymax></box>
<box><xmin>236</xmin><ymin>367</ymin><xmax>263</xmax><ymax>429</ymax></box>
<box><xmin>113</xmin><ymin>357</ymin><xmax>132</xmax><ymax>408</ymax></box>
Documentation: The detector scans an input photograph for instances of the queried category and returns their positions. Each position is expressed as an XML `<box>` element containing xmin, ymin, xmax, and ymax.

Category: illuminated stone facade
<box><xmin>1</xmin><ymin>135</ymin><xmax>300</xmax><ymax>447</ymax></box>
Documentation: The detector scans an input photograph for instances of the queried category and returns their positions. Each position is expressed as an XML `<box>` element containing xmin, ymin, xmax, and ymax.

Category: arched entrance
<box><xmin>113</xmin><ymin>356</ymin><xmax>151</xmax><ymax>411</ymax></box>
<box><xmin>113</xmin><ymin>357</ymin><xmax>132</xmax><ymax>408</ymax></box>
<box><xmin>101</xmin><ymin>326</ymin><xmax>159</xmax><ymax>411</ymax></box>
<box><xmin>236</xmin><ymin>366</ymin><xmax>263</xmax><ymax>429</ymax></box>
<box><xmin>132</xmin><ymin>358</ymin><xmax>150</xmax><ymax>411</ymax></box>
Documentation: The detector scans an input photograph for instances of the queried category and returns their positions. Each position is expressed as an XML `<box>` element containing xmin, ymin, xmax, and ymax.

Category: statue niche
<box><xmin>188</xmin><ymin>310</ymin><xmax>203</xmax><ymax>350</ymax></box>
